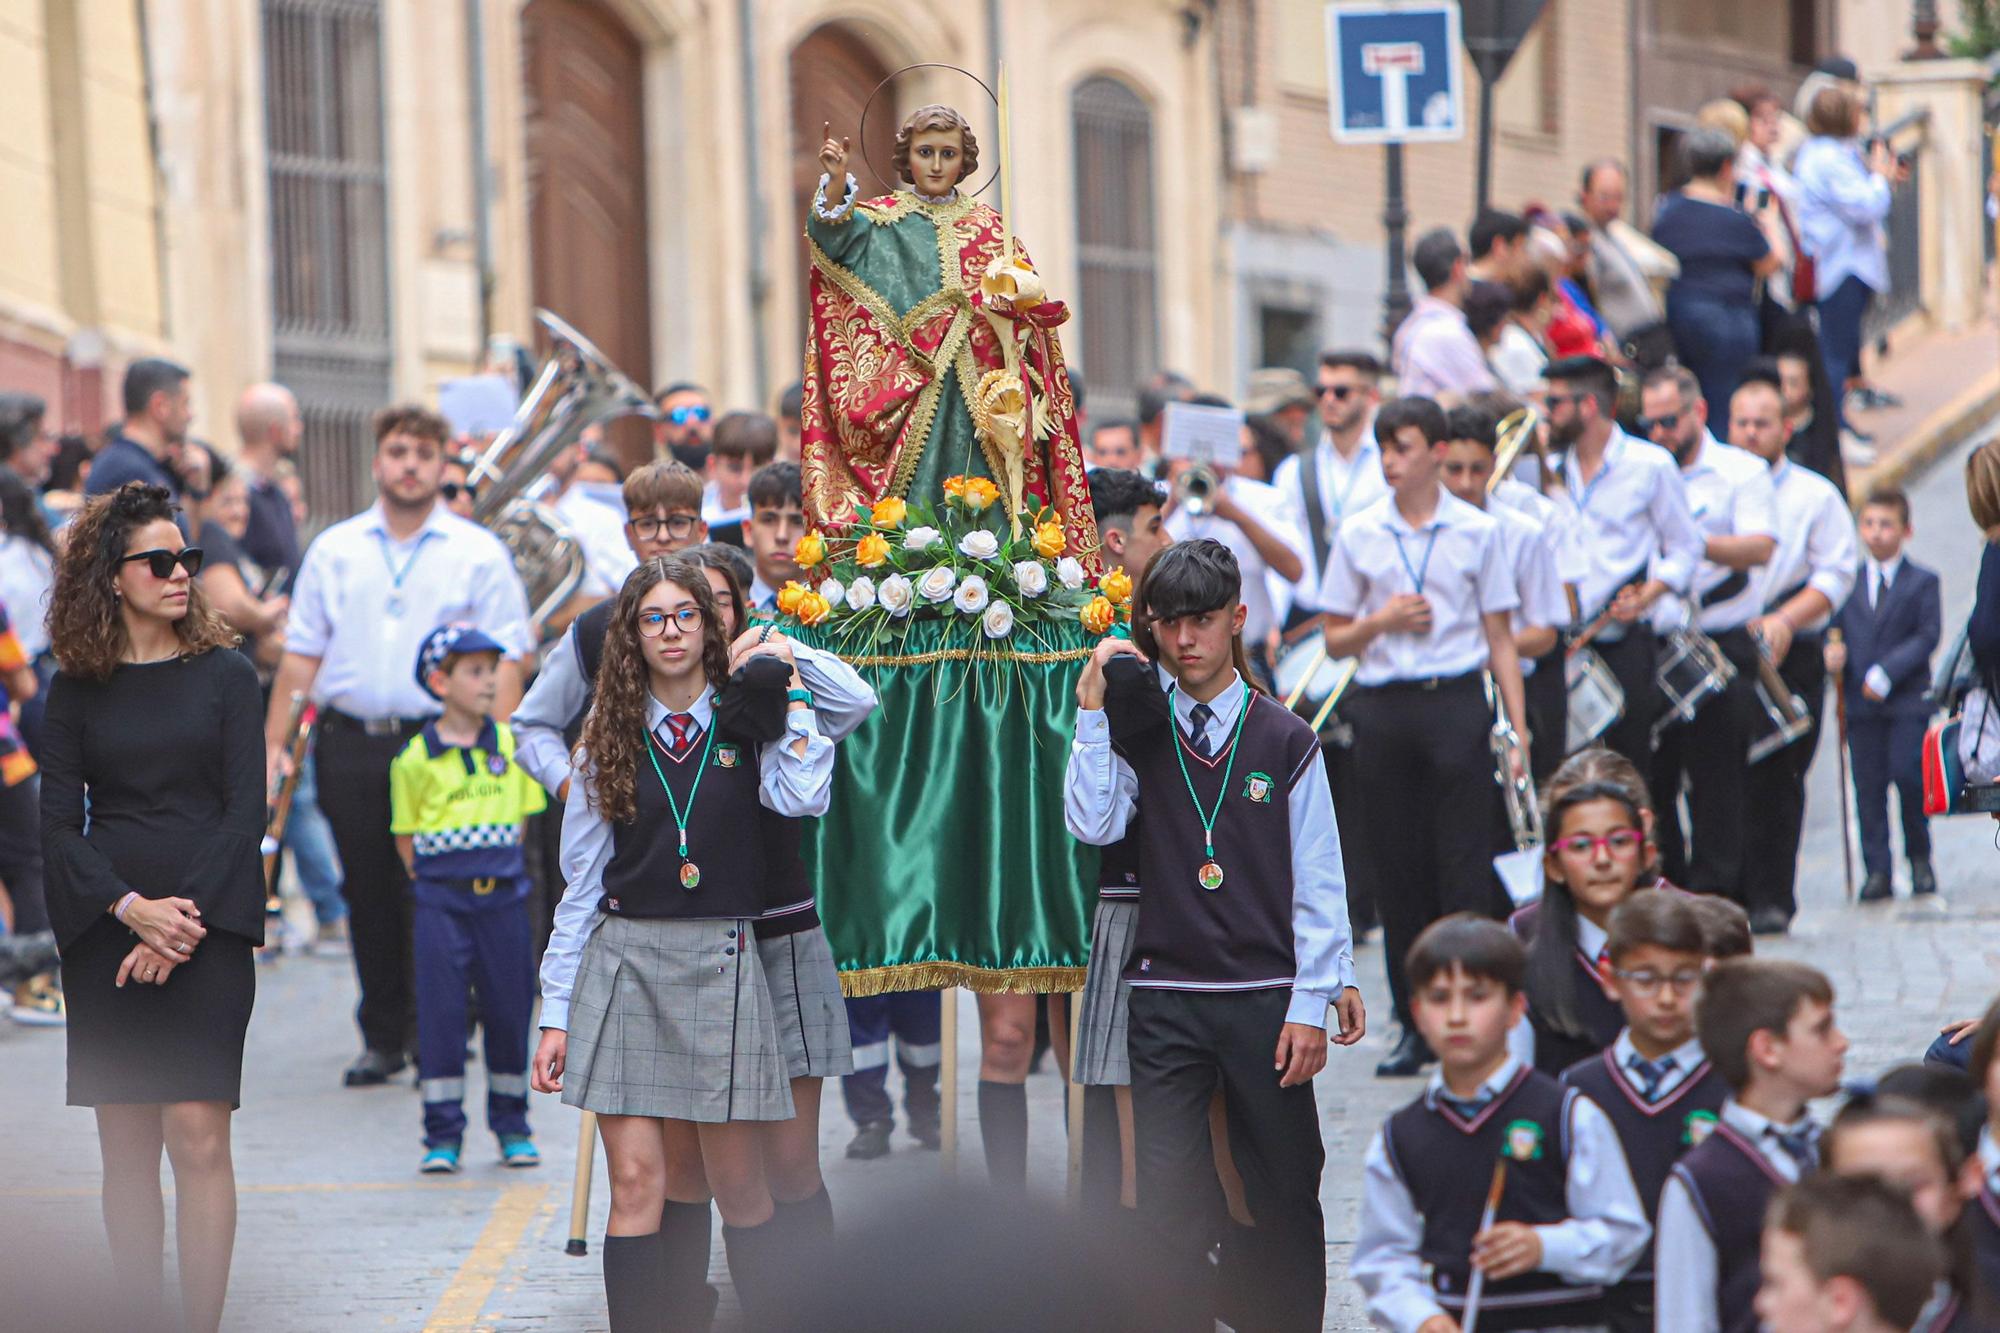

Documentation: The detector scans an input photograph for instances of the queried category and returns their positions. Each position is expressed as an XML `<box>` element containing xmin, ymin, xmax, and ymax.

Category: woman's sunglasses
<box><xmin>122</xmin><ymin>547</ymin><xmax>204</xmax><ymax>579</ymax></box>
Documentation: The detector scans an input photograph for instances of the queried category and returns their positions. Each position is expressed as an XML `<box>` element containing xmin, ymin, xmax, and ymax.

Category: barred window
<box><xmin>263</xmin><ymin>0</ymin><xmax>392</xmax><ymax>526</ymax></box>
<box><xmin>1071</xmin><ymin>77</ymin><xmax>1159</xmax><ymax>423</ymax></box>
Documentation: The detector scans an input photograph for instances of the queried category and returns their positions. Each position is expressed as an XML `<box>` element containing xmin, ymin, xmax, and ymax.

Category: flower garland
<box><xmin>778</xmin><ymin>478</ymin><xmax>1132</xmax><ymax>652</ymax></box>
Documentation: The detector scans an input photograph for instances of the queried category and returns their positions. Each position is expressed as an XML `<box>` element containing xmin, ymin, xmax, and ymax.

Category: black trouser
<box><xmin>1652</xmin><ymin>627</ymin><xmax>1760</xmax><ymax>901</ymax></box>
<box><xmin>1525</xmin><ymin>649</ymin><xmax>1566</xmax><ymax>785</ymax></box>
<box><xmin>0</xmin><ymin>775</ymin><xmax>47</xmax><ymax>936</ymax></box>
<box><xmin>1321</xmin><ymin>727</ymin><xmax>1376</xmax><ymax>936</ymax></box>
<box><xmin>315</xmin><ymin>714</ymin><xmax>423</xmax><ymax>1055</ymax></box>
<box><xmin>1348</xmin><ymin>673</ymin><xmax>1501</xmax><ymax>1028</ymax></box>
<box><xmin>1593</xmin><ymin>628</ymin><xmax>1661</xmax><ymax>776</ymax></box>
<box><xmin>1743</xmin><ymin>636</ymin><xmax>1826</xmax><ymax>920</ymax></box>
<box><xmin>1128</xmin><ymin>988</ymin><xmax>1325</xmax><ymax>1333</ymax></box>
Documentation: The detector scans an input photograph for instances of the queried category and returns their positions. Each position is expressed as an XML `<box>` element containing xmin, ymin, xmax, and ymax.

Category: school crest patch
<box><xmin>714</xmin><ymin>744</ymin><xmax>741</xmax><ymax>769</ymax></box>
<box><xmin>1242</xmin><ymin>771</ymin><xmax>1274</xmax><ymax>803</ymax></box>
<box><xmin>1502</xmin><ymin>1119</ymin><xmax>1545</xmax><ymax>1162</ymax></box>
<box><xmin>1683</xmin><ymin>1109</ymin><xmax>1719</xmax><ymax>1147</ymax></box>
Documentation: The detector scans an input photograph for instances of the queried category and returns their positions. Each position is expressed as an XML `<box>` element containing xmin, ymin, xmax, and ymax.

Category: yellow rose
<box><xmin>775</xmin><ymin>581</ymin><xmax>808</xmax><ymax>615</ymax></box>
<box><xmin>797</xmin><ymin>592</ymin><xmax>833</xmax><ymax>627</ymax></box>
<box><xmin>855</xmin><ymin>533</ymin><xmax>891</xmax><ymax>568</ymax></box>
<box><xmin>1031</xmin><ymin>521</ymin><xmax>1065</xmax><ymax>560</ymax></box>
<box><xmin>870</xmin><ymin>496</ymin><xmax>908</xmax><ymax>528</ymax></box>
<box><xmin>1100</xmin><ymin>567</ymin><xmax>1133</xmax><ymax>605</ymax></box>
<box><xmin>963</xmin><ymin>478</ymin><xmax>1002</xmax><ymax>512</ymax></box>
<box><xmin>794</xmin><ymin>531</ymin><xmax>827</xmax><ymax>568</ymax></box>
<box><xmin>1080</xmin><ymin>595</ymin><xmax>1116</xmax><ymax>635</ymax></box>
<box><xmin>941</xmin><ymin>475</ymin><xmax>969</xmax><ymax>499</ymax></box>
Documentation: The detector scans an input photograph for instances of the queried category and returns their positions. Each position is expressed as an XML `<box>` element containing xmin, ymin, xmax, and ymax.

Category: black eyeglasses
<box><xmin>1637</xmin><ymin>413</ymin><xmax>1681</xmax><ymax>435</ymax></box>
<box><xmin>441</xmin><ymin>481</ymin><xmax>480</xmax><ymax>502</ymax></box>
<box><xmin>1317</xmin><ymin>384</ymin><xmax>1359</xmax><ymax>400</ymax></box>
<box><xmin>630</xmin><ymin>513</ymin><xmax>702</xmax><ymax>540</ymax></box>
<box><xmin>122</xmin><ymin>547</ymin><xmax>204</xmax><ymax>579</ymax></box>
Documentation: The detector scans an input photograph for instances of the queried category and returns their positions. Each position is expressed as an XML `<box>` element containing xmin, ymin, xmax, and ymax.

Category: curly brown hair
<box><xmin>893</xmin><ymin>104</ymin><xmax>979</xmax><ymax>187</ymax></box>
<box><xmin>49</xmin><ymin>483</ymin><xmax>238</xmax><ymax>681</ymax></box>
<box><xmin>578</xmin><ymin>558</ymin><xmax>733</xmax><ymax>825</ymax></box>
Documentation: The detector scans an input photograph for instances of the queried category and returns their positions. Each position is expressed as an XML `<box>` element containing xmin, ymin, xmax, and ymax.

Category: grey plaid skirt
<box><xmin>1073</xmin><ymin>899</ymin><xmax>1138</xmax><ymax>1087</ymax></box>
<box><xmin>759</xmin><ymin>925</ymin><xmax>854</xmax><ymax>1080</ymax></box>
<box><xmin>562</xmin><ymin>913</ymin><xmax>794</xmax><ymax>1123</ymax></box>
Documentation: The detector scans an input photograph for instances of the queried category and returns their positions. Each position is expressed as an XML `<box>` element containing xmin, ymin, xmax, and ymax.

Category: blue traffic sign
<box><xmin>1325</xmin><ymin>2</ymin><xmax>1465</xmax><ymax>145</ymax></box>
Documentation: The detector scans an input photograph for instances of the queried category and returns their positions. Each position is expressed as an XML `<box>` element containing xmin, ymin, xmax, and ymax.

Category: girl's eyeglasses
<box><xmin>121</xmin><ymin>547</ymin><xmax>205</xmax><ymax>579</ymax></box>
<box><xmin>1551</xmin><ymin>828</ymin><xmax>1644</xmax><ymax>859</ymax></box>
<box><xmin>637</xmin><ymin>607</ymin><xmax>704</xmax><ymax>638</ymax></box>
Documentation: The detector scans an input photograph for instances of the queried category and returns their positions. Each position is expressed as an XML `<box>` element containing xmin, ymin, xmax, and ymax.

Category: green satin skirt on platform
<box><xmin>793</xmin><ymin>618</ymin><xmax>1100</xmax><ymax>995</ymax></box>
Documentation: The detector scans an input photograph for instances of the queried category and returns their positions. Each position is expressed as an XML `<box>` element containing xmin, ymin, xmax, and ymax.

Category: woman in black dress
<box><xmin>41</xmin><ymin>482</ymin><xmax>264</xmax><ymax>1331</ymax></box>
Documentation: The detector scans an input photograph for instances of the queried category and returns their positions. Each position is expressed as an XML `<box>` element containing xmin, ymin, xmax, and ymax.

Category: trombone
<box><xmin>1486</xmin><ymin>672</ymin><xmax>1542</xmax><ymax>852</ymax></box>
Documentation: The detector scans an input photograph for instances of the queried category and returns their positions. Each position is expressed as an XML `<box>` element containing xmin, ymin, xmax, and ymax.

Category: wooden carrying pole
<box><xmin>939</xmin><ymin>987</ymin><xmax>959</xmax><ymax>1168</ymax></box>
<box><xmin>1066</xmin><ymin>993</ymin><xmax>1086</xmax><ymax>1203</ymax></box>
<box><xmin>565</xmin><ymin>1110</ymin><xmax>598</xmax><ymax>1255</ymax></box>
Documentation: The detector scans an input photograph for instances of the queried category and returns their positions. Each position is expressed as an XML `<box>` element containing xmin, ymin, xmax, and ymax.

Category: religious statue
<box><xmin>801</xmin><ymin>104</ymin><xmax>1097</xmax><ymax>556</ymax></box>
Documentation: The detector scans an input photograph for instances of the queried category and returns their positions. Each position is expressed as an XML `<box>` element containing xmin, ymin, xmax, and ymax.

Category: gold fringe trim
<box><xmin>822</xmin><ymin>643</ymin><xmax>1094</xmax><ymax>667</ymax></box>
<box><xmin>838</xmin><ymin>961</ymin><xmax>1086</xmax><ymax>997</ymax></box>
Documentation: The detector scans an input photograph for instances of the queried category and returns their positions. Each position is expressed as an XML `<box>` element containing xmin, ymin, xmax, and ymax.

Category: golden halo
<box><xmin>856</xmin><ymin>62</ymin><xmax>1002</xmax><ymax>198</ymax></box>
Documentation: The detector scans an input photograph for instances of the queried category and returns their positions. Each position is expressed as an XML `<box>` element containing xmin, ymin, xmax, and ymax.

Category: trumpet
<box><xmin>262</xmin><ymin>691</ymin><xmax>318</xmax><ymax>903</ymax></box>
<box><xmin>1173</xmin><ymin>463</ymin><xmax>1220</xmax><ymax>516</ymax></box>
<box><xmin>1487</xmin><ymin>673</ymin><xmax>1543</xmax><ymax>853</ymax></box>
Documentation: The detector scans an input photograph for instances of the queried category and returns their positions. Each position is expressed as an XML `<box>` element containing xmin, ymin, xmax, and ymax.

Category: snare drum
<box><xmin>1565</xmin><ymin>646</ymin><xmax>1625</xmax><ymax>753</ymax></box>
<box><xmin>1654</xmin><ymin>628</ymin><xmax>1737</xmax><ymax>730</ymax></box>
<box><xmin>1748</xmin><ymin>676</ymin><xmax>1813</xmax><ymax>764</ymax></box>
<box><xmin>1271</xmin><ymin>637</ymin><xmax>1356</xmax><ymax>743</ymax></box>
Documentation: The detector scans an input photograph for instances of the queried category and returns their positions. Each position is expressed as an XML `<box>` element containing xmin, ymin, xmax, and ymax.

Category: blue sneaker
<box><xmin>499</xmin><ymin>1135</ymin><xmax>540</xmax><ymax>1168</ymax></box>
<box><xmin>419</xmin><ymin>1142</ymin><xmax>462</xmax><ymax>1174</ymax></box>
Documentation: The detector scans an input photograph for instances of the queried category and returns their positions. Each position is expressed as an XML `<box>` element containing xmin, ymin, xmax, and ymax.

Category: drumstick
<box><xmin>565</xmin><ymin>1110</ymin><xmax>598</xmax><ymax>1256</ymax></box>
<box><xmin>1461</xmin><ymin>1158</ymin><xmax>1510</xmax><ymax>1333</ymax></box>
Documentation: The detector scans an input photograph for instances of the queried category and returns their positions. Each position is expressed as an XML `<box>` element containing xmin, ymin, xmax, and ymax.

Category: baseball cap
<box><xmin>415</xmin><ymin>623</ymin><xmax>507</xmax><ymax>700</ymax></box>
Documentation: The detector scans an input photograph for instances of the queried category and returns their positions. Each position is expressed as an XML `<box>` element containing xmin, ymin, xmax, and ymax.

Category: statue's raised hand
<box><xmin>818</xmin><ymin>122</ymin><xmax>851</xmax><ymax>180</ymax></box>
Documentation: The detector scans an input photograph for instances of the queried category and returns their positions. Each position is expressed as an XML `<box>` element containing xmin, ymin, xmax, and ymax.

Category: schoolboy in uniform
<box><xmin>700</xmin><ymin>410</ymin><xmax>778</xmax><ymax>541</ymax></box>
<box><xmin>1353</xmin><ymin>914</ymin><xmax>1649</xmax><ymax>1332</ymax></box>
<box><xmin>1826</xmin><ymin>487</ymin><xmax>1941</xmax><ymax>901</ymax></box>
<box><xmin>1559</xmin><ymin>889</ymin><xmax>1727</xmax><ymax>1332</ymax></box>
<box><xmin>391</xmin><ymin>624</ymin><xmax>548</xmax><ymax>1172</ymax></box>
<box><xmin>1756</xmin><ymin>1174</ymin><xmax>1946</xmax><ymax>1333</ymax></box>
<box><xmin>1656</xmin><ymin>957</ymin><xmax>1849</xmax><ymax>1333</ymax></box>
<box><xmin>1318</xmin><ymin>395</ymin><xmax>1529</xmax><ymax>1078</ymax></box>
<box><xmin>741</xmin><ymin>460</ymin><xmax>807</xmax><ymax>615</ymax></box>
<box><xmin>1065</xmin><ymin>538</ymin><xmax>1365</xmax><ymax>1331</ymax></box>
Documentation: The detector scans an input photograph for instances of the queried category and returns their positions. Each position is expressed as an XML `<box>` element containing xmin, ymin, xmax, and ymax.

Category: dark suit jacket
<box><xmin>1832</xmin><ymin>556</ymin><xmax>1940</xmax><ymax>720</ymax></box>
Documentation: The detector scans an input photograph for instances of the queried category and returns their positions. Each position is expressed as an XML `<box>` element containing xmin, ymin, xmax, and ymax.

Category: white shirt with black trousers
<box><xmin>1066</xmin><ymin>663</ymin><xmax>1356</xmax><ymax>1331</ymax></box>
<box><xmin>1317</xmin><ymin>489</ymin><xmax>1517</xmax><ymax>1033</ymax></box>
<box><xmin>286</xmin><ymin>500</ymin><xmax>532</xmax><ymax>1063</ymax></box>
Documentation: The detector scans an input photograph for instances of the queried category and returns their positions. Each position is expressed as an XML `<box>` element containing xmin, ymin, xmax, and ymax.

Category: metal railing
<box><xmin>1864</xmin><ymin>107</ymin><xmax>1931</xmax><ymax>342</ymax></box>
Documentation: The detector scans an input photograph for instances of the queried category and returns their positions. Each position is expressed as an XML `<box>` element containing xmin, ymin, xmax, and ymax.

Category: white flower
<box><xmin>1056</xmin><ymin>556</ymin><xmax>1086</xmax><ymax>590</ymax></box>
<box><xmin>844</xmin><ymin>576</ymin><xmax>876</xmax><ymax>612</ymax></box>
<box><xmin>954</xmin><ymin>574</ymin><xmax>991</xmax><ymax>614</ymax></box>
<box><xmin>879</xmin><ymin>574</ymin><xmax>915</xmax><ymax>618</ymax></box>
<box><xmin>904</xmin><ymin>526</ymin><xmax>942</xmax><ymax>553</ymax></box>
<box><xmin>819</xmin><ymin>578</ymin><xmax>845</xmax><ymax>610</ymax></box>
<box><xmin>982</xmin><ymin>600</ymin><xmax>1015</xmax><ymax>639</ymax></box>
<box><xmin>916</xmin><ymin>565</ymin><xmax>958</xmax><ymax>603</ymax></box>
<box><xmin>1013</xmin><ymin>561</ymin><xmax>1048</xmax><ymax>598</ymax></box>
<box><xmin>958</xmin><ymin>529</ymin><xmax>1001</xmax><ymax>560</ymax></box>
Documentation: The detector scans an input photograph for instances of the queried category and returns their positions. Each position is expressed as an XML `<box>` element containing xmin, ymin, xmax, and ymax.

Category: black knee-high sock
<box><xmin>775</xmin><ymin>1184</ymin><xmax>834</xmax><ymax>1246</ymax></box>
<box><xmin>658</xmin><ymin>1199</ymin><xmax>716</xmax><ymax>1332</ymax></box>
<box><xmin>722</xmin><ymin>1218</ymin><xmax>786</xmax><ymax>1327</ymax></box>
<box><xmin>978</xmin><ymin>1078</ymin><xmax>1029</xmax><ymax>1189</ymax></box>
<box><xmin>603</xmin><ymin>1232</ymin><xmax>666</xmax><ymax>1333</ymax></box>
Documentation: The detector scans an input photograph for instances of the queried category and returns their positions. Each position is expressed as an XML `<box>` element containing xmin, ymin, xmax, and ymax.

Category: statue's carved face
<box><xmin>907</xmin><ymin>127</ymin><xmax>965</xmax><ymax>197</ymax></box>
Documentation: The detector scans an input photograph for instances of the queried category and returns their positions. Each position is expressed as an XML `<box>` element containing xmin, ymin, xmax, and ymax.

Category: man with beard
<box><xmin>265</xmin><ymin>405</ymin><xmax>533</xmax><ymax>1086</ymax></box>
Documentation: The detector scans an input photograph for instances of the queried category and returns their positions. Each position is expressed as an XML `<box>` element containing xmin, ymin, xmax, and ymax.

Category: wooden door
<box><xmin>523</xmin><ymin>0</ymin><xmax>652</xmax><ymax>463</ymax></box>
<box><xmin>788</xmin><ymin>25</ymin><xmax>898</xmax><ymax>340</ymax></box>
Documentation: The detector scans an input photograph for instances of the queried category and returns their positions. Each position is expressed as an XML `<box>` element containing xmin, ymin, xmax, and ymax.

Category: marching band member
<box><xmin>1727</xmin><ymin>373</ymin><xmax>1858</xmax><ymax>935</ymax></box>
<box><xmin>1541</xmin><ymin>356</ymin><xmax>1703</xmax><ymax>772</ymax></box>
<box><xmin>1637</xmin><ymin>365</ymin><xmax>1776</xmax><ymax>902</ymax></box>
<box><xmin>1273</xmin><ymin>351</ymin><xmax>1386</xmax><ymax>612</ymax></box>
<box><xmin>1318</xmin><ymin>396</ymin><xmax>1528</xmax><ymax>1079</ymax></box>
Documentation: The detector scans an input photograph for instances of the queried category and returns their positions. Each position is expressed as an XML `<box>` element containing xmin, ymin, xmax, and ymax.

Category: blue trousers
<box><xmin>285</xmin><ymin>749</ymin><xmax>345</xmax><ymax>926</ymax></box>
<box><xmin>1847</xmin><ymin>711</ymin><xmax>1932</xmax><ymax>876</ymax></box>
<box><xmin>1817</xmin><ymin>275</ymin><xmax>1876</xmax><ymax>391</ymax></box>
<box><xmin>413</xmin><ymin>876</ymin><xmax>533</xmax><ymax>1146</ymax></box>
<box><xmin>841</xmin><ymin>992</ymin><xmax>941</xmax><ymax>1126</ymax></box>
<box><xmin>1666</xmin><ymin>290</ymin><xmax>1761</xmax><ymax>421</ymax></box>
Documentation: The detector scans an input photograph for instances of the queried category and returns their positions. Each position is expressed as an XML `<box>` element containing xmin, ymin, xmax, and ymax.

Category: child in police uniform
<box><xmin>1353</xmin><ymin>915</ymin><xmax>1649</xmax><ymax>1332</ymax></box>
<box><xmin>1066</xmin><ymin>538</ymin><xmax>1365</xmax><ymax>1332</ymax></box>
<box><xmin>390</xmin><ymin>623</ymin><xmax>548</xmax><ymax>1173</ymax></box>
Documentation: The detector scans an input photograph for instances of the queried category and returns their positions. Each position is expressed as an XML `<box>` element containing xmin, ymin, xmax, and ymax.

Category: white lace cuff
<box><xmin>814</xmin><ymin>172</ymin><xmax>859</xmax><ymax>222</ymax></box>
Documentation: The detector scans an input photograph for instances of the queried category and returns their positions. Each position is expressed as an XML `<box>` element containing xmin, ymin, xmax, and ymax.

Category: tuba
<box><xmin>467</xmin><ymin>310</ymin><xmax>660</xmax><ymax>627</ymax></box>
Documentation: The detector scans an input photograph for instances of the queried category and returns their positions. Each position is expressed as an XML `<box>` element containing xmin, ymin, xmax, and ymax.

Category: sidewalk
<box><xmin>1846</xmin><ymin>315</ymin><xmax>2000</xmax><ymax>498</ymax></box>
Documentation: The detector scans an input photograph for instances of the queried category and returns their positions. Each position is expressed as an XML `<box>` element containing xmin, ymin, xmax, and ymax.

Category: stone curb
<box><xmin>1848</xmin><ymin>360</ymin><xmax>2000</xmax><ymax>504</ymax></box>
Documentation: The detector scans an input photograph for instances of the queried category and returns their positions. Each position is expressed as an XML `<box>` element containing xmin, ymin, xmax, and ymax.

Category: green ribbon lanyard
<box><xmin>645</xmin><ymin>718</ymin><xmax>718</xmax><ymax>862</ymax></box>
<box><xmin>1170</xmin><ymin>682</ymin><xmax>1253</xmax><ymax>878</ymax></box>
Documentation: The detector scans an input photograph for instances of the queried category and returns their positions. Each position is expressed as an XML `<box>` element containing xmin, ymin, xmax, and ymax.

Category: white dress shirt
<box><xmin>1317</xmin><ymin>489</ymin><xmax>1518</xmax><ymax>685</ymax></box>
<box><xmin>1163</xmin><ymin>476</ymin><xmax>1308</xmax><ymax>643</ymax></box>
<box><xmin>1760</xmin><ymin>458</ymin><xmax>1859</xmax><ymax>629</ymax></box>
<box><xmin>701</xmin><ymin>480</ymin><xmax>750</xmax><ymax>529</ymax></box>
<box><xmin>1858</xmin><ymin>553</ymin><xmax>1905</xmax><ymax>698</ymax></box>
<box><xmin>1605</xmin><ymin>1029</ymin><xmax>1708</xmax><ymax>1103</ymax></box>
<box><xmin>1491</xmin><ymin>502</ymin><xmax>1567</xmax><ymax>667</ymax></box>
<box><xmin>513</xmin><ymin>630</ymin><xmax>876</xmax><ymax>795</ymax></box>
<box><xmin>1353</xmin><ymin>1053</ymin><xmax>1652</xmax><ymax>1333</ymax></box>
<box><xmin>0</xmin><ymin>534</ymin><xmax>54</xmax><ymax>657</ymax></box>
<box><xmin>1272</xmin><ymin>429</ymin><xmax>1386</xmax><ymax>611</ymax></box>
<box><xmin>287</xmin><ymin>501</ymin><xmax>533</xmax><ymax>720</ymax></box>
<box><xmin>749</xmin><ymin>575</ymin><xmax>780</xmax><ymax>613</ymax></box>
<box><xmin>1061</xmin><ymin>667</ymin><xmax>1356</xmax><ymax>1025</ymax></box>
<box><xmin>1655</xmin><ymin>1098</ymin><xmax>1816</xmax><ymax>1333</ymax></box>
<box><xmin>537</xmin><ymin>687</ymin><xmax>834</xmax><ymax>1032</ymax></box>
<box><xmin>1555</xmin><ymin>429</ymin><xmax>1702</xmax><ymax>624</ymax></box>
<box><xmin>553</xmin><ymin>484</ymin><xmax>638</xmax><ymax>601</ymax></box>
<box><xmin>1507</xmin><ymin>916</ymin><xmax>1609</xmax><ymax>1069</ymax></box>
<box><xmin>1650</xmin><ymin>434</ymin><xmax>1777</xmax><ymax>634</ymax></box>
